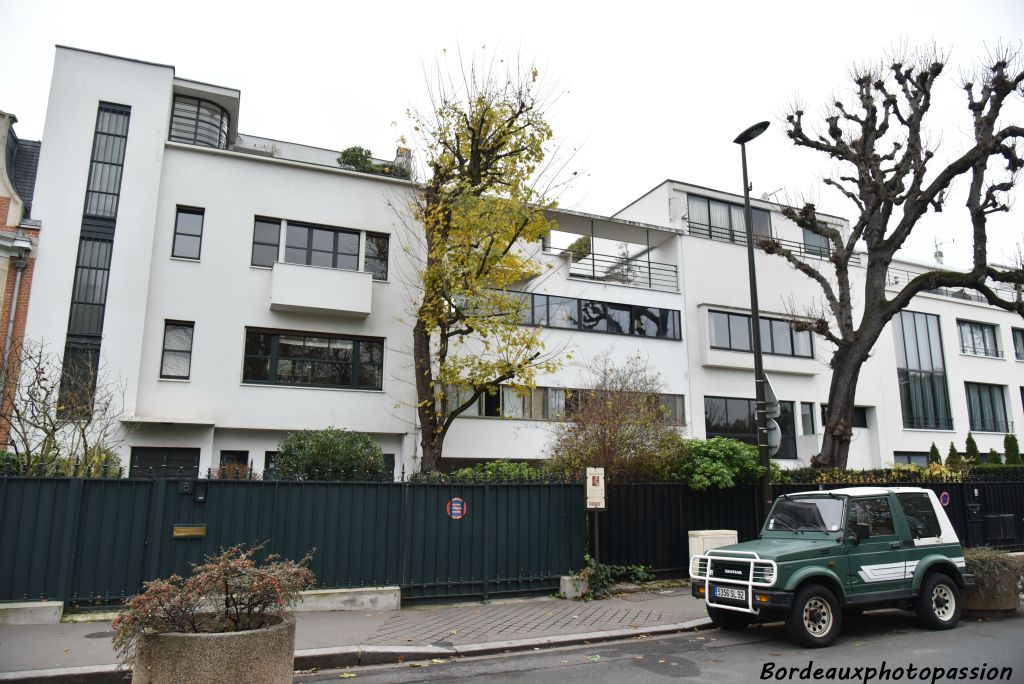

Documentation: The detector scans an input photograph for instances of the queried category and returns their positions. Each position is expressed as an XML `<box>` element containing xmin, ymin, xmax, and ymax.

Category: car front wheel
<box><xmin>915</xmin><ymin>572</ymin><xmax>961</xmax><ymax>630</ymax></box>
<box><xmin>786</xmin><ymin>584</ymin><xmax>842</xmax><ymax>648</ymax></box>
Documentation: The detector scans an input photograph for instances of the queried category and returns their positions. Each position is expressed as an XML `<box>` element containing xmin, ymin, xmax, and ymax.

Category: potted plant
<box><xmin>112</xmin><ymin>544</ymin><xmax>315</xmax><ymax>683</ymax></box>
<box><xmin>963</xmin><ymin>547</ymin><xmax>1023</xmax><ymax>617</ymax></box>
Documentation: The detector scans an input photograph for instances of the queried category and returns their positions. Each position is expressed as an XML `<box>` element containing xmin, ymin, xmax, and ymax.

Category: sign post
<box><xmin>586</xmin><ymin>467</ymin><xmax>606</xmax><ymax>564</ymax></box>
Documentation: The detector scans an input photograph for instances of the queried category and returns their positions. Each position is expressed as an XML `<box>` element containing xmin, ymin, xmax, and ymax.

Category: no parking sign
<box><xmin>446</xmin><ymin>497</ymin><xmax>466</xmax><ymax>520</ymax></box>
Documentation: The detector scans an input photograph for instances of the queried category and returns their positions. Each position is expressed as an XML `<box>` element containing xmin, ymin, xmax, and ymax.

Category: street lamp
<box><xmin>733</xmin><ymin>121</ymin><xmax>773</xmax><ymax>524</ymax></box>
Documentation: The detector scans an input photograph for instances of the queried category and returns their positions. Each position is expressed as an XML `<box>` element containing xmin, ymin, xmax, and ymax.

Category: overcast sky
<box><xmin>2</xmin><ymin>0</ymin><xmax>1022</xmax><ymax>268</ymax></box>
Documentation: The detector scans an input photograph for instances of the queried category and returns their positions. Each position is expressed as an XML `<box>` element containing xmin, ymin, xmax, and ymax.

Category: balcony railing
<box><xmin>902</xmin><ymin>415</ymin><xmax>955</xmax><ymax>431</ymax></box>
<box><xmin>969</xmin><ymin>419</ymin><xmax>1014</xmax><ymax>434</ymax></box>
<box><xmin>562</xmin><ymin>249</ymin><xmax>678</xmax><ymax>292</ymax></box>
<box><xmin>887</xmin><ymin>267</ymin><xmax>1022</xmax><ymax>305</ymax></box>
<box><xmin>960</xmin><ymin>344</ymin><xmax>1003</xmax><ymax>358</ymax></box>
<box><xmin>687</xmin><ymin>222</ymin><xmax>862</xmax><ymax>266</ymax></box>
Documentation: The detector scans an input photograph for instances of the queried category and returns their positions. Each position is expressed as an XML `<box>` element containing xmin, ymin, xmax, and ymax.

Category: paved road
<box><xmin>299</xmin><ymin>610</ymin><xmax>1024</xmax><ymax>683</ymax></box>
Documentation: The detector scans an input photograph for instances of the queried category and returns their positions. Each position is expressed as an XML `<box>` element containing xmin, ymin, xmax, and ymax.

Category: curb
<box><xmin>0</xmin><ymin>618</ymin><xmax>714</xmax><ymax>682</ymax></box>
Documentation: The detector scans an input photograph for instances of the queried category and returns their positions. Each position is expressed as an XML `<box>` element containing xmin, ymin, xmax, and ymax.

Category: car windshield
<box><xmin>767</xmin><ymin>497</ymin><xmax>845</xmax><ymax>532</ymax></box>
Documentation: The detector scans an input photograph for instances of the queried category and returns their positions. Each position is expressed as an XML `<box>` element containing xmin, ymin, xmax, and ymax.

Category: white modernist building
<box><xmin>23</xmin><ymin>47</ymin><xmax>1024</xmax><ymax>476</ymax></box>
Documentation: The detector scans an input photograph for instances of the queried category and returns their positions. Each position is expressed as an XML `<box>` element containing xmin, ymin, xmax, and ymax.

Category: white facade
<box><xmin>23</xmin><ymin>47</ymin><xmax>1024</xmax><ymax>477</ymax></box>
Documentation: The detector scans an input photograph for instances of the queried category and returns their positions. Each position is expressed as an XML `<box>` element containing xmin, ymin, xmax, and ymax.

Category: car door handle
<box><xmin>889</xmin><ymin>542</ymin><xmax>902</xmax><ymax>549</ymax></box>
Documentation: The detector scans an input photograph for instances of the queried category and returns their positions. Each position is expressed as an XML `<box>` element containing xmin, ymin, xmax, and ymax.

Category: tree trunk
<box><xmin>412</xmin><ymin>318</ymin><xmax>443</xmax><ymax>473</ymax></box>
<box><xmin>817</xmin><ymin>345</ymin><xmax>869</xmax><ymax>469</ymax></box>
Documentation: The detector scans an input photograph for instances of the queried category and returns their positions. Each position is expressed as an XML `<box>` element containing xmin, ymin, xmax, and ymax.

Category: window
<box><xmin>84</xmin><ymin>104</ymin><xmax>131</xmax><ymax>218</ymax></box>
<box><xmin>894</xmin><ymin>452</ymin><xmax>929</xmax><ymax>467</ymax></box>
<box><xmin>161</xmin><ymin>321</ymin><xmax>194</xmax><ymax>379</ymax></box>
<box><xmin>965</xmin><ymin>382</ymin><xmax>1010</xmax><ymax>433</ymax></box>
<box><xmin>846</xmin><ymin>498</ymin><xmax>895</xmax><ymax>537</ymax></box>
<box><xmin>522</xmin><ymin>293</ymin><xmax>681</xmax><ymax>340</ymax></box>
<box><xmin>242</xmin><ymin>329</ymin><xmax>384</xmax><ymax>390</ymax></box>
<box><xmin>704</xmin><ymin>396</ymin><xmax>796</xmax><ymax>459</ymax></box>
<box><xmin>687</xmin><ymin>194</ymin><xmax>772</xmax><ymax>243</ymax></box>
<box><xmin>364</xmin><ymin>233</ymin><xmax>389</xmax><ymax>280</ymax></box>
<box><xmin>708</xmin><ymin>310</ymin><xmax>813</xmax><ymax>358</ymax></box>
<box><xmin>169</xmin><ymin>95</ymin><xmax>230</xmax><ymax>149</ymax></box>
<box><xmin>172</xmin><ymin>207</ymin><xmax>204</xmax><ymax>259</ymax></box>
<box><xmin>251</xmin><ymin>218</ymin><xmax>280</xmax><ymax>267</ymax></box>
<box><xmin>800</xmin><ymin>402</ymin><xmax>815</xmax><ymax>435</ymax></box>
<box><xmin>897</xmin><ymin>493</ymin><xmax>942</xmax><ymax>539</ymax></box>
<box><xmin>820</xmin><ymin>405</ymin><xmax>869</xmax><ymax>429</ymax></box>
<box><xmin>802</xmin><ymin>228</ymin><xmax>830</xmax><ymax>258</ymax></box>
<box><xmin>67</xmin><ymin>238</ymin><xmax>113</xmax><ymax>337</ymax></box>
<box><xmin>958</xmin><ymin>320</ymin><xmax>1001</xmax><ymax>357</ymax></box>
<box><xmin>893</xmin><ymin>310</ymin><xmax>953</xmax><ymax>430</ymax></box>
<box><xmin>57</xmin><ymin>336</ymin><xmax>100</xmax><ymax>418</ymax></box>
<box><xmin>264</xmin><ymin>451</ymin><xmax>279</xmax><ymax>473</ymax></box>
<box><xmin>219</xmin><ymin>450</ymin><xmax>249</xmax><ymax>466</ymax></box>
<box><xmin>446</xmin><ymin>385</ymin><xmax>684</xmax><ymax>424</ymax></box>
<box><xmin>1013</xmin><ymin>328</ymin><xmax>1024</xmax><ymax>361</ymax></box>
<box><xmin>285</xmin><ymin>223</ymin><xmax>359</xmax><ymax>270</ymax></box>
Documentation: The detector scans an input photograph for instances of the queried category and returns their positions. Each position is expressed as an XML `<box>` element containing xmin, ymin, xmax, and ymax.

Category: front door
<box><xmin>844</xmin><ymin>496</ymin><xmax>908</xmax><ymax>597</ymax></box>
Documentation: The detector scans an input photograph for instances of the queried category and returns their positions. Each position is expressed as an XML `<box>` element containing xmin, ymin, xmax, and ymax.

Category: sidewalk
<box><xmin>0</xmin><ymin>589</ymin><xmax>711</xmax><ymax>680</ymax></box>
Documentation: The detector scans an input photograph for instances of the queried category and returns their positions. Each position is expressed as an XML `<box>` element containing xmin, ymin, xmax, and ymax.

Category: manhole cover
<box><xmin>85</xmin><ymin>631</ymin><xmax>115</xmax><ymax>639</ymax></box>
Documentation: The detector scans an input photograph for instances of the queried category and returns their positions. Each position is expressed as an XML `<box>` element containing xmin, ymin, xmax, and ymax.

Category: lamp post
<box><xmin>733</xmin><ymin>121</ymin><xmax>772</xmax><ymax>524</ymax></box>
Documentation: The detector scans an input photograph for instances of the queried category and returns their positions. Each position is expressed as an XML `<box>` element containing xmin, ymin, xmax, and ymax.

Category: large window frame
<box><xmin>958</xmin><ymin>320</ymin><xmax>1002</xmax><ymax>358</ymax></box>
<box><xmin>1011</xmin><ymin>328</ymin><xmax>1023</xmax><ymax>362</ymax></box>
<box><xmin>171</xmin><ymin>206</ymin><xmax>204</xmax><ymax>260</ymax></box>
<box><xmin>252</xmin><ymin>217</ymin><xmax>389</xmax><ymax>280</ymax></box>
<box><xmin>242</xmin><ymin>328</ymin><xmax>385</xmax><ymax>391</ymax></box>
<box><xmin>894</xmin><ymin>310</ymin><xmax>953</xmax><ymax>430</ymax></box>
<box><xmin>965</xmin><ymin>382</ymin><xmax>1011</xmax><ymax>433</ymax></box>
<box><xmin>517</xmin><ymin>291</ymin><xmax>681</xmax><ymax>340</ymax></box>
<box><xmin>447</xmin><ymin>385</ymin><xmax>686</xmax><ymax>425</ymax></box>
<box><xmin>169</xmin><ymin>95</ymin><xmax>230</xmax><ymax>150</ymax></box>
<box><xmin>708</xmin><ymin>310</ymin><xmax>813</xmax><ymax>358</ymax></box>
<box><xmin>251</xmin><ymin>217</ymin><xmax>281</xmax><ymax>267</ymax></box>
<box><xmin>83</xmin><ymin>103</ymin><xmax>131</xmax><ymax>220</ymax></box>
<box><xmin>703</xmin><ymin>395</ymin><xmax>797</xmax><ymax>459</ymax></box>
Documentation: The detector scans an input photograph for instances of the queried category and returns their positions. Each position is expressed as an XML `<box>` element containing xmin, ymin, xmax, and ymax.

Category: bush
<box><xmin>111</xmin><ymin>544</ymin><xmax>314</xmax><ymax>666</ymax></box>
<box><xmin>452</xmin><ymin>460</ymin><xmax>546</xmax><ymax>483</ymax></box>
<box><xmin>666</xmin><ymin>437</ymin><xmax>780</xmax><ymax>490</ymax></box>
<box><xmin>574</xmin><ymin>554</ymin><xmax>654</xmax><ymax>600</ymax></box>
<box><xmin>946</xmin><ymin>442</ymin><xmax>964</xmax><ymax>469</ymax></box>
<box><xmin>274</xmin><ymin>428</ymin><xmax>386</xmax><ymax>481</ymax></box>
<box><xmin>336</xmin><ymin>146</ymin><xmax>410</xmax><ymax>179</ymax></box>
<box><xmin>966</xmin><ymin>463</ymin><xmax>1024</xmax><ymax>480</ymax></box>
<box><xmin>1004</xmin><ymin>434</ymin><xmax>1021</xmax><ymax>465</ymax></box>
<box><xmin>928</xmin><ymin>443</ymin><xmax>941</xmax><ymax>465</ymax></box>
<box><xmin>964</xmin><ymin>547</ymin><xmax>1024</xmax><ymax>596</ymax></box>
<box><xmin>987</xmin><ymin>449</ymin><xmax>1002</xmax><ymax>465</ymax></box>
<box><xmin>966</xmin><ymin>433</ymin><xmax>981</xmax><ymax>464</ymax></box>
<box><xmin>783</xmin><ymin>463</ymin><xmax>962</xmax><ymax>484</ymax></box>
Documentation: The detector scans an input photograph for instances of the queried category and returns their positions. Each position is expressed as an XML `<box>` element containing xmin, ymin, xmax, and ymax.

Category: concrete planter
<box><xmin>964</xmin><ymin>571</ymin><xmax>1020</xmax><ymax>617</ymax></box>
<box><xmin>133</xmin><ymin>614</ymin><xmax>295</xmax><ymax>683</ymax></box>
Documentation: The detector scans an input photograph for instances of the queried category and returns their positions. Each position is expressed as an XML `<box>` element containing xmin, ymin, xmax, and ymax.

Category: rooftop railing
<box><xmin>886</xmin><ymin>267</ymin><xmax>1022</xmax><ymax>306</ymax></box>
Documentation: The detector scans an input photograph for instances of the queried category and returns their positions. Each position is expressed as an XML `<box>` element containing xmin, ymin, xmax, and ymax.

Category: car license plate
<box><xmin>714</xmin><ymin>586</ymin><xmax>746</xmax><ymax>601</ymax></box>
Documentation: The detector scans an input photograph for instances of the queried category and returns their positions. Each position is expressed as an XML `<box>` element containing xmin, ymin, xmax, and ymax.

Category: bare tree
<box><xmin>545</xmin><ymin>353</ymin><xmax>682</xmax><ymax>481</ymax></box>
<box><xmin>763</xmin><ymin>47</ymin><xmax>1024</xmax><ymax>469</ymax></box>
<box><xmin>0</xmin><ymin>338</ymin><xmax>134</xmax><ymax>475</ymax></box>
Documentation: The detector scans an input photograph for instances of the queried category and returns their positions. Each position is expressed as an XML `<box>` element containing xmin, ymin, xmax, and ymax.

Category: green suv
<box><xmin>689</xmin><ymin>487</ymin><xmax>974</xmax><ymax>647</ymax></box>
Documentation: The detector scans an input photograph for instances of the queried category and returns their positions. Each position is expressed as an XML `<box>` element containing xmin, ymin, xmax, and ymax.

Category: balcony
<box><xmin>687</xmin><ymin>222</ymin><xmax>863</xmax><ymax>266</ymax></box>
<box><xmin>886</xmin><ymin>267</ymin><xmax>1022</xmax><ymax>305</ymax></box>
<box><xmin>269</xmin><ymin>261</ymin><xmax>372</xmax><ymax>317</ymax></box>
<box><xmin>562</xmin><ymin>249</ymin><xmax>678</xmax><ymax>292</ymax></box>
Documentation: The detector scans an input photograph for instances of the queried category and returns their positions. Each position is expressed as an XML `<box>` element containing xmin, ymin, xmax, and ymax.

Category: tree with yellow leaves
<box><xmin>406</xmin><ymin>54</ymin><xmax>566</xmax><ymax>472</ymax></box>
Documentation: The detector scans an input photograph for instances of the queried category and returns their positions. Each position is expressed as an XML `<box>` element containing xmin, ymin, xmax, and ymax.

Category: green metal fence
<box><xmin>0</xmin><ymin>478</ymin><xmax>585</xmax><ymax>605</ymax></box>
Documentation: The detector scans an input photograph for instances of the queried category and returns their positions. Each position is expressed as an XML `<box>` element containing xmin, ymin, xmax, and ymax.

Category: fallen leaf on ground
<box><xmin>408</xmin><ymin>663</ymin><xmax>426</xmax><ymax>668</ymax></box>
<box><xmin>561</xmin><ymin>660</ymin><xmax>569</xmax><ymax>664</ymax></box>
<box><xmin>450</xmin><ymin>629</ymin><xmax>458</xmax><ymax>635</ymax></box>
<box><xmin>338</xmin><ymin>674</ymin><xmax>357</xmax><ymax>679</ymax></box>
<box><xmin>588</xmin><ymin>655</ymin><xmax>601</xmax><ymax>662</ymax></box>
<box><xmin>658</xmin><ymin>659</ymin><xmax>666</xmax><ymax>664</ymax></box>
<box><xmin>634</xmin><ymin>656</ymin><xmax>644</xmax><ymax>660</ymax></box>
<box><xmin>63</xmin><ymin>649</ymin><xmax>71</xmax><ymax>655</ymax></box>
<box><xmin>293</xmin><ymin>668</ymin><xmax>319</xmax><ymax>674</ymax></box>
<box><xmin>705</xmin><ymin>659</ymin><xmax>721</xmax><ymax>664</ymax></box>
<box><xmin>430</xmin><ymin>659</ymin><xmax>445</xmax><ymax>664</ymax></box>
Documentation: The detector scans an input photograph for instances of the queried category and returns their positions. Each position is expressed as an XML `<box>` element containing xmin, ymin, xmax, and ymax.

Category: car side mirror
<box><xmin>855</xmin><ymin>522</ymin><xmax>870</xmax><ymax>542</ymax></box>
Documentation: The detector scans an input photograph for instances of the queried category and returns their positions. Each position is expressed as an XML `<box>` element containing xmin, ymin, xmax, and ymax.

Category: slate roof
<box><xmin>10</xmin><ymin>138</ymin><xmax>40</xmax><ymax>219</ymax></box>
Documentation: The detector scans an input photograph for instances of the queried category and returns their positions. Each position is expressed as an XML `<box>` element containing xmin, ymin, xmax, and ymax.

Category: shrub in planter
<box><xmin>112</xmin><ymin>544</ymin><xmax>315</xmax><ymax>683</ymax></box>
<box><xmin>275</xmin><ymin>428</ymin><xmax>385</xmax><ymax>481</ymax></box>
<box><xmin>963</xmin><ymin>547</ymin><xmax>1024</xmax><ymax>616</ymax></box>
